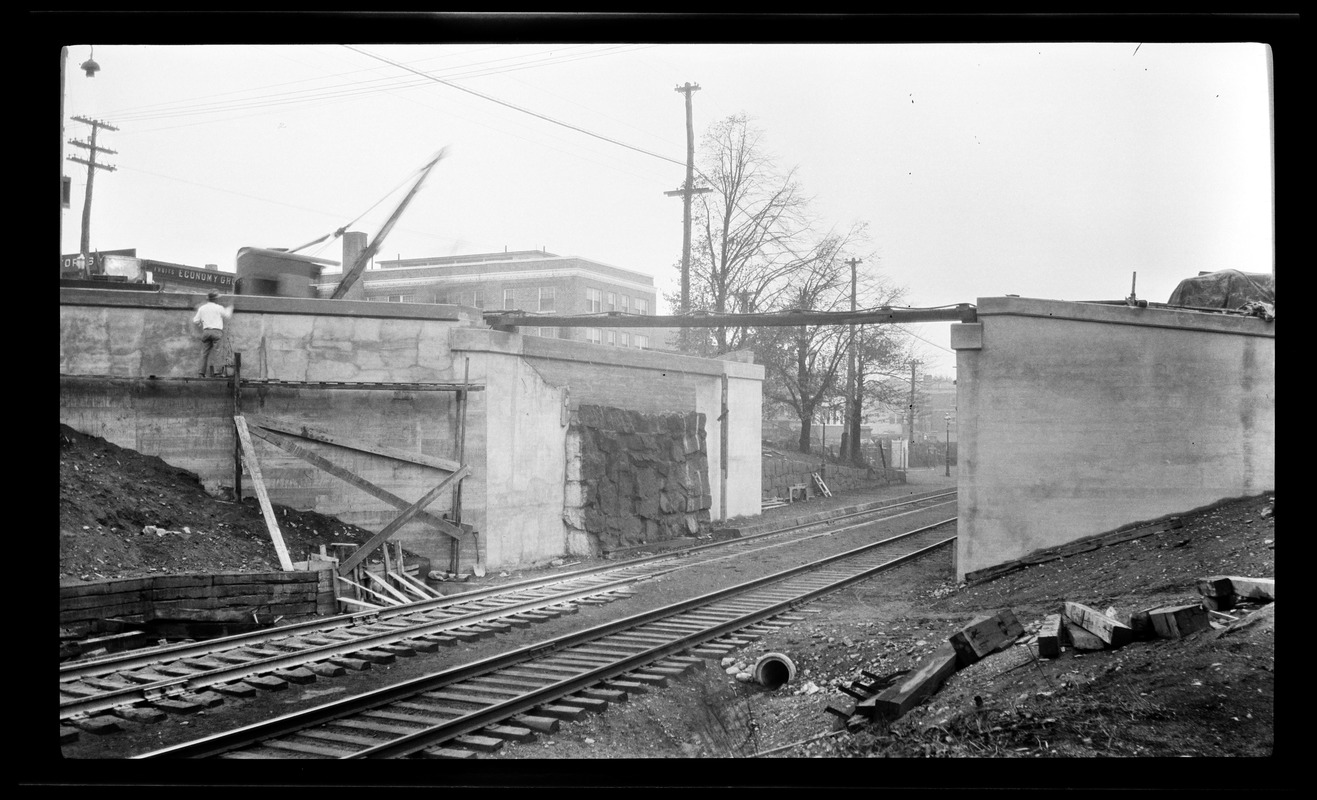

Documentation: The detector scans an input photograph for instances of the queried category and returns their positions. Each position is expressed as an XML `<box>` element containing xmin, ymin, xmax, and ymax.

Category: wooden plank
<box><xmin>1063</xmin><ymin>602</ymin><xmax>1133</xmax><ymax>649</ymax></box>
<box><xmin>232</xmin><ymin>416</ymin><xmax>293</xmax><ymax>571</ymax></box>
<box><xmin>389</xmin><ymin>570</ymin><xmax>437</xmax><ymax>600</ymax></box>
<box><xmin>1106</xmin><ymin>605</ymin><xmax>1156</xmax><ymax>640</ymax></box>
<box><xmin>1227</xmin><ymin>576</ymin><xmax>1275</xmax><ymax>602</ymax></box>
<box><xmin>365</xmin><ymin>570</ymin><xmax>413</xmax><ymax>605</ymax></box>
<box><xmin>1149</xmin><ymin>604</ymin><xmax>1212</xmax><ymax>639</ymax></box>
<box><xmin>232</xmin><ymin>352</ymin><xmax>243</xmax><ymax>503</ymax></box>
<box><xmin>247</xmin><ymin>423</ymin><xmax>468</xmax><ymax>542</ymax></box>
<box><xmin>859</xmin><ymin>645</ymin><xmax>959</xmax><ymax>720</ymax></box>
<box><xmin>1063</xmin><ymin>619</ymin><xmax>1105</xmax><ymax>651</ymax></box>
<box><xmin>1036</xmin><ymin>614</ymin><xmax>1062</xmax><ymax>658</ymax></box>
<box><xmin>947</xmin><ymin>608</ymin><xmax>1024</xmax><ymax>667</ymax></box>
<box><xmin>246</xmin><ymin>413</ymin><xmax>462</xmax><ymax>472</ymax></box>
<box><xmin>335</xmin><ymin>576</ymin><xmax>402</xmax><ymax>607</ymax></box>
<box><xmin>337</xmin><ymin>466</ymin><xmax>470</xmax><ymax>576</ymax></box>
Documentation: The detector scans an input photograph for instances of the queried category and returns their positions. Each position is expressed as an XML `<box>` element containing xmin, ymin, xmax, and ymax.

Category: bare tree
<box><xmin>684</xmin><ymin>114</ymin><xmax>813</xmax><ymax>356</ymax></box>
<box><xmin>753</xmin><ymin>233</ymin><xmax>860</xmax><ymax>454</ymax></box>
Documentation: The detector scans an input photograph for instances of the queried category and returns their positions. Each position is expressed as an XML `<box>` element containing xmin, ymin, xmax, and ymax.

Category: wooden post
<box><xmin>232</xmin><ymin>353</ymin><xmax>243</xmax><ymax>503</ymax></box>
<box><xmin>720</xmin><ymin>372</ymin><xmax>728</xmax><ymax>522</ymax></box>
<box><xmin>451</xmin><ymin>357</ymin><xmax>470</xmax><ymax>573</ymax></box>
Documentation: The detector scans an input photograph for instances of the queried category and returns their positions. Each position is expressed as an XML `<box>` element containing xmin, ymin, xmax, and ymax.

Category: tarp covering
<box><xmin>1167</xmin><ymin>269</ymin><xmax>1275</xmax><ymax>309</ymax></box>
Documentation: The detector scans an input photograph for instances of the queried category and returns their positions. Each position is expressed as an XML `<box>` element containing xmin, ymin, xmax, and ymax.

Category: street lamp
<box><xmin>944</xmin><ymin>413</ymin><xmax>952</xmax><ymax>477</ymax></box>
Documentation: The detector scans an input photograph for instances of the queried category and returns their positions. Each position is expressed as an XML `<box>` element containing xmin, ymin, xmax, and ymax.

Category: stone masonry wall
<box><xmin>564</xmin><ymin>405</ymin><xmax>711</xmax><ymax>555</ymax></box>
<box><xmin>762</xmin><ymin>451</ymin><xmax>897</xmax><ymax>500</ymax></box>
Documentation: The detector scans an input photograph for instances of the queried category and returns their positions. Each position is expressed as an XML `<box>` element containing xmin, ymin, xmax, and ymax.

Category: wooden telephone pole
<box><xmin>844</xmin><ymin>258</ymin><xmax>862</xmax><ymax>463</ymax></box>
<box><xmin>67</xmin><ymin>116</ymin><xmax>118</xmax><ymax>268</ymax></box>
<box><xmin>665</xmin><ymin>82</ymin><xmax>711</xmax><ymax>349</ymax></box>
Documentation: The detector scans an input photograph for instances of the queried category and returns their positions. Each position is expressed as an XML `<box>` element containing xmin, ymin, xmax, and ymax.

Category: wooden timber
<box><xmin>1149</xmin><ymin>604</ymin><xmax>1211</xmax><ymax>639</ymax></box>
<box><xmin>947</xmin><ymin>608</ymin><xmax>1024</xmax><ymax>667</ymax></box>
<box><xmin>859</xmin><ymin>645</ymin><xmax>959</xmax><ymax>720</ymax></box>
<box><xmin>246</xmin><ymin>424</ymin><xmax>468</xmax><ymax>542</ymax></box>
<box><xmin>1036</xmin><ymin>614</ymin><xmax>1062</xmax><ymax>658</ymax></box>
<box><xmin>1063</xmin><ymin>602</ymin><xmax>1133</xmax><ymax>649</ymax></box>
<box><xmin>232</xmin><ymin>416</ymin><xmax>294</xmax><ymax>571</ymax></box>
<box><xmin>337</xmin><ymin>466</ymin><xmax>470</xmax><ymax>575</ymax></box>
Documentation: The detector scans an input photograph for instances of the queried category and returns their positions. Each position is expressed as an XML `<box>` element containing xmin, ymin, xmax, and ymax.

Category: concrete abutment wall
<box><xmin>60</xmin><ymin>289</ymin><xmax>764</xmax><ymax>573</ymax></box>
<box><xmin>951</xmin><ymin>297</ymin><xmax>1275</xmax><ymax>581</ymax></box>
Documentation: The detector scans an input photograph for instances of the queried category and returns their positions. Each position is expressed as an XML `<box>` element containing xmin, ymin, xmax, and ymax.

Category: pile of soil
<box><xmin>59</xmin><ymin>424</ymin><xmax>377</xmax><ymax>584</ymax></box>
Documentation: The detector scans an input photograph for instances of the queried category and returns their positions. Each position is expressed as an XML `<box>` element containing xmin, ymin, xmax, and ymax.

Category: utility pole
<box><xmin>665</xmin><ymin>82</ymin><xmax>711</xmax><ymax>350</ymax></box>
<box><xmin>907</xmin><ymin>359</ymin><xmax>919</xmax><ymax>468</ymax></box>
<box><xmin>67</xmin><ymin>116</ymin><xmax>118</xmax><ymax>270</ymax></box>
<box><xmin>844</xmin><ymin>258</ymin><xmax>862</xmax><ymax>463</ymax></box>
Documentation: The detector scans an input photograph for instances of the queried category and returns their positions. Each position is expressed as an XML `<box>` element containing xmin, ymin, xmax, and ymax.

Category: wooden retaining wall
<box><xmin>59</xmin><ymin>570</ymin><xmax>336</xmax><ymax>629</ymax></box>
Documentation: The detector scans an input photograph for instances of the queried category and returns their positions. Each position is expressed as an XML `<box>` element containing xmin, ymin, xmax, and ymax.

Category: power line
<box><xmin>344</xmin><ymin>45</ymin><xmax>687</xmax><ymax>169</ymax></box>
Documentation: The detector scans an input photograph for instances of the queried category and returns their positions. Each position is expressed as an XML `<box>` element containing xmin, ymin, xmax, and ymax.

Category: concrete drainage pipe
<box><xmin>753</xmin><ymin>652</ymin><xmax>797</xmax><ymax>689</ymax></box>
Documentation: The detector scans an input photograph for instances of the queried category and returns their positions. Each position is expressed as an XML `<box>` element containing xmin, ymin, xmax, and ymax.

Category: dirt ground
<box><xmin>57</xmin><ymin>424</ymin><xmax>1278</xmax><ymax>777</ymax></box>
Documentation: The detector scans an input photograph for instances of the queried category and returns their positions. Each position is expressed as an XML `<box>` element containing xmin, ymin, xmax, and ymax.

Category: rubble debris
<box><xmin>947</xmin><ymin>608</ymin><xmax>1024</xmax><ymax>667</ymax></box>
<box><xmin>1063</xmin><ymin>601</ymin><xmax>1133</xmax><ymax>649</ymax></box>
<box><xmin>1149</xmin><ymin>604</ymin><xmax>1212</xmax><ymax>639</ymax></box>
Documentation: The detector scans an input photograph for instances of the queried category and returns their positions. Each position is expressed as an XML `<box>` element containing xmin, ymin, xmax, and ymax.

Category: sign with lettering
<box><xmin>60</xmin><ymin>249</ymin><xmax>137</xmax><ymax>273</ymax></box>
<box><xmin>144</xmin><ymin>260</ymin><xmax>235</xmax><ymax>289</ymax></box>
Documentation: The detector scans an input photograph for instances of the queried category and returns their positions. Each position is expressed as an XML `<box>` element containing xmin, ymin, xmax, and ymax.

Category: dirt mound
<box><xmin>59</xmin><ymin>424</ymin><xmax>377</xmax><ymax>584</ymax></box>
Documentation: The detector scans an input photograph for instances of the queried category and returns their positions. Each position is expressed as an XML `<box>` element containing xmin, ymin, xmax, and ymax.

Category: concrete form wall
<box><xmin>59</xmin><ymin>289</ymin><xmax>477</xmax><ymax>569</ymax></box>
<box><xmin>60</xmin><ymin>288</ymin><xmax>763</xmax><ymax>573</ymax></box>
<box><xmin>952</xmin><ymin>297</ymin><xmax>1275</xmax><ymax>581</ymax></box>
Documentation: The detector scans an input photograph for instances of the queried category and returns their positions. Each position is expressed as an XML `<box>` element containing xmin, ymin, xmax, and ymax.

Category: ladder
<box><xmin>812</xmin><ymin>472</ymin><xmax>832</xmax><ymax>498</ymax></box>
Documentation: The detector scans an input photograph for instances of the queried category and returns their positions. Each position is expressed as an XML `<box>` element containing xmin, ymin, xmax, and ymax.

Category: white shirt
<box><xmin>192</xmin><ymin>301</ymin><xmax>234</xmax><ymax>330</ymax></box>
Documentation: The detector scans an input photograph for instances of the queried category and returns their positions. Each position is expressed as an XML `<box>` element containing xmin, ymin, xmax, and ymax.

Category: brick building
<box><xmin>317</xmin><ymin>250</ymin><xmax>669</xmax><ymax>350</ymax></box>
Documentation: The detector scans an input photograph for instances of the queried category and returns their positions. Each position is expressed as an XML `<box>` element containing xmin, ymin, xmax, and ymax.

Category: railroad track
<box><xmin>61</xmin><ymin>489</ymin><xmax>956</xmax><ymax>735</ymax></box>
<box><xmin>135</xmin><ymin>516</ymin><xmax>956</xmax><ymax>759</ymax></box>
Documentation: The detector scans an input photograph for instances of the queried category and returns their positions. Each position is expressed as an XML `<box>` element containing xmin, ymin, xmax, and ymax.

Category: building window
<box><xmin>634</xmin><ymin>297</ymin><xmax>649</xmax><ymax>315</ymax></box>
<box><xmin>503</xmin><ymin>288</ymin><xmax>517</xmax><ymax>310</ymax></box>
<box><xmin>584</xmin><ymin>328</ymin><xmax>602</xmax><ymax>344</ymax></box>
<box><xmin>539</xmin><ymin>286</ymin><xmax>556</xmax><ymax>312</ymax></box>
<box><xmin>473</xmin><ymin>290</ymin><xmax>484</xmax><ymax>309</ymax></box>
<box><xmin>604</xmin><ymin>330</ymin><xmax>616</xmax><ymax>346</ymax></box>
<box><xmin>620</xmin><ymin>294</ymin><xmax>630</xmax><ymax>314</ymax></box>
<box><xmin>585</xmin><ymin>287</ymin><xmax>602</xmax><ymax>313</ymax></box>
<box><xmin>634</xmin><ymin>334</ymin><xmax>649</xmax><ymax>349</ymax></box>
<box><xmin>606</xmin><ymin>292</ymin><xmax>616</xmax><ymax>312</ymax></box>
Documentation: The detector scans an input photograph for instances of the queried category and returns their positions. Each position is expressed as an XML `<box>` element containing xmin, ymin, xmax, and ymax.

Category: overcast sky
<box><xmin>58</xmin><ymin>37</ymin><xmax>1274</xmax><ymax>377</ymax></box>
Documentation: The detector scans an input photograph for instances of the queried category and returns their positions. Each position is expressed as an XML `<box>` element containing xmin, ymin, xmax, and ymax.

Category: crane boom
<box><xmin>330</xmin><ymin>148</ymin><xmax>447</xmax><ymax>300</ymax></box>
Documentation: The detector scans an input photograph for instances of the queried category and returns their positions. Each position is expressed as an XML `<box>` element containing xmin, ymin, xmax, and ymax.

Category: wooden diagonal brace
<box><xmin>247</xmin><ymin>413</ymin><xmax>461</xmax><ymax>473</ymax></box>
<box><xmin>337</xmin><ymin>466</ymin><xmax>470</xmax><ymax>576</ymax></box>
<box><xmin>246</xmin><ymin>424</ymin><xmax>470</xmax><ymax>542</ymax></box>
<box><xmin>232</xmin><ymin>416</ymin><xmax>294</xmax><ymax>571</ymax></box>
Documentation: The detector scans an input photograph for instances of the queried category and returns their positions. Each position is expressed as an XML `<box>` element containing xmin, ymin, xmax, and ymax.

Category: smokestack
<box><xmin>339</xmin><ymin>231</ymin><xmax>369</xmax><ymax>300</ymax></box>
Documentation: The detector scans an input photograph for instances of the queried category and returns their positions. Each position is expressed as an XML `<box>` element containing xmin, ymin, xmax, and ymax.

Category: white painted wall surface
<box><xmin>953</xmin><ymin>297</ymin><xmax>1275</xmax><ymax>580</ymax></box>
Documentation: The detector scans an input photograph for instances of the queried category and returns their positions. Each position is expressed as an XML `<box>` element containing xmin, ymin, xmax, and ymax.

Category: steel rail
<box><xmin>63</xmin><ymin>488</ymin><xmax>953</xmax><ymax>681</ymax></box>
<box><xmin>136</xmin><ymin>517</ymin><xmax>955</xmax><ymax>758</ymax></box>
<box><xmin>62</xmin><ymin>492</ymin><xmax>956</xmax><ymax>723</ymax></box>
<box><xmin>59</xmin><ymin>576</ymin><xmax>651</xmax><ymax>720</ymax></box>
